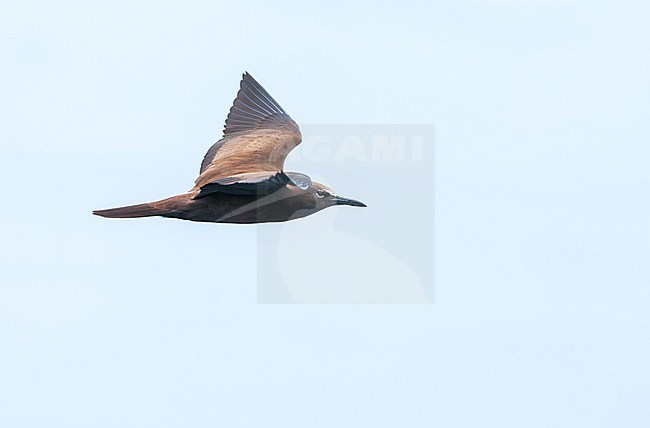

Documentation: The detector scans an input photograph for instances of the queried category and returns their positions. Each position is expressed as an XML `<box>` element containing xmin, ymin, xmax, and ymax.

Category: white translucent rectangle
<box><xmin>257</xmin><ymin>124</ymin><xmax>435</xmax><ymax>303</ymax></box>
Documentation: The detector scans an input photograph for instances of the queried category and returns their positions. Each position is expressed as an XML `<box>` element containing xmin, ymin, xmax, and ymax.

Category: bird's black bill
<box><xmin>334</xmin><ymin>196</ymin><xmax>367</xmax><ymax>207</ymax></box>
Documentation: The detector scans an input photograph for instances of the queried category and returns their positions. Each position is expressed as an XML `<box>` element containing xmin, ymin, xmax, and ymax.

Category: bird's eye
<box><xmin>316</xmin><ymin>190</ymin><xmax>329</xmax><ymax>198</ymax></box>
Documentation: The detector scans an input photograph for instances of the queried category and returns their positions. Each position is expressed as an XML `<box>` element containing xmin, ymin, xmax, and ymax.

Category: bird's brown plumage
<box><xmin>193</xmin><ymin>73</ymin><xmax>302</xmax><ymax>189</ymax></box>
<box><xmin>93</xmin><ymin>72</ymin><xmax>365</xmax><ymax>224</ymax></box>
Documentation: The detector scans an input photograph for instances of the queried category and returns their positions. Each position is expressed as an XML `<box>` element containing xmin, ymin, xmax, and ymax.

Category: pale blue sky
<box><xmin>2</xmin><ymin>0</ymin><xmax>650</xmax><ymax>426</ymax></box>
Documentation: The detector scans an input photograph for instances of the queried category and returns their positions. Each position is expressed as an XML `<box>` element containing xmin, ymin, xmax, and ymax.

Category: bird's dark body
<box><xmin>98</xmin><ymin>190</ymin><xmax>318</xmax><ymax>224</ymax></box>
<box><xmin>93</xmin><ymin>73</ymin><xmax>364</xmax><ymax>224</ymax></box>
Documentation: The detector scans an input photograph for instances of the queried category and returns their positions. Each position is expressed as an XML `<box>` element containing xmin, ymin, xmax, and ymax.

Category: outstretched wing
<box><xmin>194</xmin><ymin>72</ymin><xmax>302</xmax><ymax>189</ymax></box>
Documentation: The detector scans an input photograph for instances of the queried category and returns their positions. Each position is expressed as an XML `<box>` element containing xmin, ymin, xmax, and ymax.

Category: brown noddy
<box><xmin>93</xmin><ymin>72</ymin><xmax>366</xmax><ymax>224</ymax></box>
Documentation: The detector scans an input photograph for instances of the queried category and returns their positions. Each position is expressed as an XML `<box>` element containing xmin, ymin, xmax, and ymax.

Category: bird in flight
<box><xmin>93</xmin><ymin>72</ymin><xmax>366</xmax><ymax>224</ymax></box>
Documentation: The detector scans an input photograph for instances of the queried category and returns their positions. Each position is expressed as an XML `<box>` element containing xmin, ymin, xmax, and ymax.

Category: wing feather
<box><xmin>194</xmin><ymin>171</ymin><xmax>311</xmax><ymax>199</ymax></box>
<box><xmin>195</xmin><ymin>73</ymin><xmax>301</xmax><ymax>189</ymax></box>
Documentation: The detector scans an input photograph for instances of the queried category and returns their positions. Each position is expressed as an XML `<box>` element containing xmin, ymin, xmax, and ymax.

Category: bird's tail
<box><xmin>93</xmin><ymin>203</ymin><xmax>166</xmax><ymax>219</ymax></box>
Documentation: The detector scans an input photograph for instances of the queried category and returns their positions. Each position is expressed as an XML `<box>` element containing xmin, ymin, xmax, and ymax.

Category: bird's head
<box><xmin>310</xmin><ymin>182</ymin><xmax>367</xmax><ymax>210</ymax></box>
